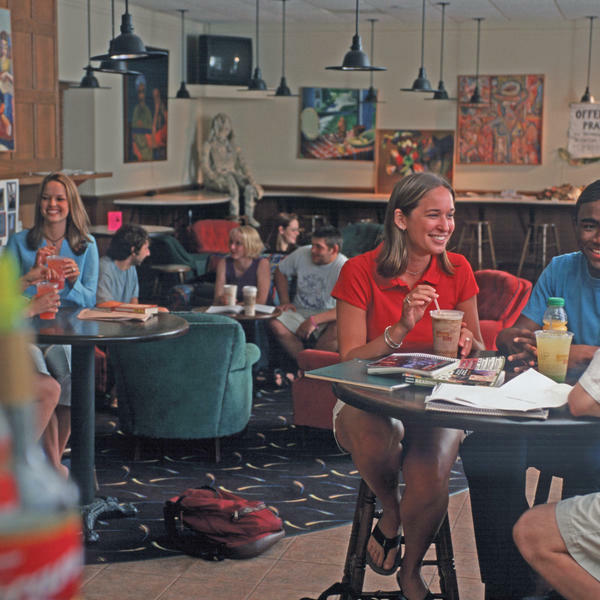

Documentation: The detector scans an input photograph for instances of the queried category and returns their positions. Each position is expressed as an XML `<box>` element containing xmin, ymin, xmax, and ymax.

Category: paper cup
<box><xmin>243</xmin><ymin>285</ymin><xmax>257</xmax><ymax>316</ymax></box>
<box><xmin>223</xmin><ymin>284</ymin><xmax>238</xmax><ymax>306</ymax></box>
<box><xmin>431</xmin><ymin>309</ymin><xmax>464</xmax><ymax>358</ymax></box>
<box><xmin>535</xmin><ymin>330</ymin><xmax>574</xmax><ymax>382</ymax></box>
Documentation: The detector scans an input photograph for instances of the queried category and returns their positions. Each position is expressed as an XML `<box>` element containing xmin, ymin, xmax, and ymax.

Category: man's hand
<box><xmin>296</xmin><ymin>317</ymin><xmax>316</xmax><ymax>340</ymax></box>
<box><xmin>279</xmin><ymin>303</ymin><xmax>296</xmax><ymax>312</ymax></box>
<box><xmin>503</xmin><ymin>327</ymin><xmax>537</xmax><ymax>372</ymax></box>
<box><xmin>27</xmin><ymin>288</ymin><xmax>60</xmax><ymax>318</ymax></box>
<box><xmin>21</xmin><ymin>265</ymin><xmax>50</xmax><ymax>290</ymax></box>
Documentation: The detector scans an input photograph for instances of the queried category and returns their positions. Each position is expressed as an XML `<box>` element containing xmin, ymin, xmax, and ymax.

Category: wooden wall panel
<box><xmin>33</xmin><ymin>34</ymin><xmax>54</xmax><ymax>90</ymax></box>
<box><xmin>13</xmin><ymin>102</ymin><xmax>33</xmax><ymax>158</ymax></box>
<box><xmin>13</xmin><ymin>31</ymin><xmax>32</xmax><ymax>89</ymax></box>
<box><xmin>35</xmin><ymin>103</ymin><xmax>56</xmax><ymax>158</ymax></box>
<box><xmin>32</xmin><ymin>0</ymin><xmax>53</xmax><ymax>23</ymax></box>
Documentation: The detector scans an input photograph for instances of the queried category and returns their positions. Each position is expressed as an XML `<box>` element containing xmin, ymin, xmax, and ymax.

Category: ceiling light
<box><xmin>326</xmin><ymin>0</ymin><xmax>385</xmax><ymax>71</ymax></box>
<box><xmin>580</xmin><ymin>16</ymin><xmax>597</xmax><ymax>103</ymax></box>
<box><xmin>401</xmin><ymin>0</ymin><xmax>432</xmax><ymax>92</ymax></box>
<box><xmin>248</xmin><ymin>0</ymin><xmax>267</xmax><ymax>90</ymax></box>
<box><xmin>426</xmin><ymin>2</ymin><xmax>456</xmax><ymax>101</ymax></box>
<box><xmin>175</xmin><ymin>10</ymin><xmax>191</xmax><ymax>98</ymax></box>
<box><xmin>274</xmin><ymin>0</ymin><xmax>297</xmax><ymax>97</ymax></box>
<box><xmin>469</xmin><ymin>17</ymin><xmax>486</xmax><ymax>104</ymax></box>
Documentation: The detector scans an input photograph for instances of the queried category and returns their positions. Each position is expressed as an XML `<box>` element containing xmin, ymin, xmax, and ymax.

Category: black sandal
<box><xmin>366</xmin><ymin>523</ymin><xmax>401</xmax><ymax>576</ymax></box>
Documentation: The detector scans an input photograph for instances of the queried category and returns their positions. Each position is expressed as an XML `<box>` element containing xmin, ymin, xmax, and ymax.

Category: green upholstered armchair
<box><xmin>110</xmin><ymin>312</ymin><xmax>260</xmax><ymax>462</ymax></box>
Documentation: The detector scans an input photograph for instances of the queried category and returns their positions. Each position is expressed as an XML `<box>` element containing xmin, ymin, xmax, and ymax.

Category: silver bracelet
<box><xmin>384</xmin><ymin>325</ymin><xmax>403</xmax><ymax>350</ymax></box>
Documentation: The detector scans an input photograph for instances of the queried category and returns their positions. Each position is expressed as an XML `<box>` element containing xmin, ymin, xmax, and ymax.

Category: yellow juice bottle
<box><xmin>542</xmin><ymin>297</ymin><xmax>568</xmax><ymax>331</ymax></box>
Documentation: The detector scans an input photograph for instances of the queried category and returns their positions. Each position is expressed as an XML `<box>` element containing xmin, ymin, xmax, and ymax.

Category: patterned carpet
<box><xmin>87</xmin><ymin>386</ymin><xmax>468</xmax><ymax>564</ymax></box>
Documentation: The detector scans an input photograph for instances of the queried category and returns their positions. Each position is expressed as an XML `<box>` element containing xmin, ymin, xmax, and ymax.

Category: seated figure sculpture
<box><xmin>201</xmin><ymin>113</ymin><xmax>263</xmax><ymax>227</ymax></box>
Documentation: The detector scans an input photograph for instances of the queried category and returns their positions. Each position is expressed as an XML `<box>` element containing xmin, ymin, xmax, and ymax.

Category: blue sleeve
<box><xmin>6</xmin><ymin>232</ymin><xmax>37</xmax><ymax>296</ymax></box>
<box><xmin>522</xmin><ymin>262</ymin><xmax>555</xmax><ymax>327</ymax></box>
<box><xmin>63</xmin><ymin>238</ymin><xmax>99</xmax><ymax>308</ymax></box>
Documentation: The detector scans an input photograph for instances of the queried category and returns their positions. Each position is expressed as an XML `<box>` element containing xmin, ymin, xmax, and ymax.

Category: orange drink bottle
<box><xmin>542</xmin><ymin>297</ymin><xmax>568</xmax><ymax>331</ymax></box>
<box><xmin>46</xmin><ymin>255</ymin><xmax>66</xmax><ymax>290</ymax></box>
<box><xmin>35</xmin><ymin>281</ymin><xmax>58</xmax><ymax>320</ymax></box>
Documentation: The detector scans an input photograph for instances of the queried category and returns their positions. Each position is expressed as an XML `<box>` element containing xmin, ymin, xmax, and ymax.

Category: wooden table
<box><xmin>32</xmin><ymin>308</ymin><xmax>189</xmax><ymax>541</ymax></box>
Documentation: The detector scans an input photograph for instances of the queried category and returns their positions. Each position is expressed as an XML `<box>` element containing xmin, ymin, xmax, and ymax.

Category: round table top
<box><xmin>333</xmin><ymin>381</ymin><xmax>600</xmax><ymax>434</ymax></box>
<box><xmin>193</xmin><ymin>306</ymin><xmax>282</xmax><ymax>321</ymax></box>
<box><xmin>32</xmin><ymin>307</ymin><xmax>189</xmax><ymax>345</ymax></box>
<box><xmin>89</xmin><ymin>224</ymin><xmax>175</xmax><ymax>237</ymax></box>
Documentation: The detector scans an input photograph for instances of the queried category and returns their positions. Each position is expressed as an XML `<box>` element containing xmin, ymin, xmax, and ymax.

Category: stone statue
<box><xmin>201</xmin><ymin>113</ymin><xmax>263</xmax><ymax>227</ymax></box>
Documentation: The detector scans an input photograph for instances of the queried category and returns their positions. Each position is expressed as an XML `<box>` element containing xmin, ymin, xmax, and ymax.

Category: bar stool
<box><xmin>302</xmin><ymin>479</ymin><xmax>459</xmax><ymax>600</ymax></box>
<box><xmin>516</xmin><ymin>223</ymin><xmax>561</xmax><ymax>277</ymax></box>
<box><xmin>150</xmin><ymin>264</ymin><xmax>191</xmax><ymax>300</ymax></box>
<box><xmin>456</xmin><ymin>221</ymin><xmax>497</xmax><ymax>271</ymax></box>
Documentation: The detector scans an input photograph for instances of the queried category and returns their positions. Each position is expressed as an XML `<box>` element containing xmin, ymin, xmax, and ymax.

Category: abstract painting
<box><xmin>457</xmin><ymin>74</ymin><xmax>544</xmax><ymax>165</ymax></box>
<box><xmin>299</xmin><ymin>87</ymin><xmax>376</xmax><ymax>160</ymax></box>
<box><xmin>375</xmin><ymin>129</ymin><xmax>455</xmax><ymax>194</ymax></box>
<box><xmin>123</xmin><ymin>49</ymin><xmax>168</xmax><ymax>163</ymax></box>
<box><xmin>0</xmin><ymin>9</ymin><xmax>14</xmax><ymax>151</ymax></box>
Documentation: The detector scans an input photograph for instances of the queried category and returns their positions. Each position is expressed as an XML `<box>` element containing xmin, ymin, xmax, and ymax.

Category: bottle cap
<box><xmin>547</xmin><ymin>297</ymin><xmax>565</xmax><ymax>307</ymax></box>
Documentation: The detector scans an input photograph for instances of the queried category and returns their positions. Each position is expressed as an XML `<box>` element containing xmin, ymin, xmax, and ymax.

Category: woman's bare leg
<box><xmin>335</xmin><ymin>404</ymin><xmax>405</xmax><ymax>572</ymax></box>
<box><xmin>397</xmin><ymin>424</ymin><xmax>463</xmax><ymax>600</ymax></box>
<box><xmin>34</xmin><ymin>374</ymin><xmax>59</xmax><ymax>440</ymax></box>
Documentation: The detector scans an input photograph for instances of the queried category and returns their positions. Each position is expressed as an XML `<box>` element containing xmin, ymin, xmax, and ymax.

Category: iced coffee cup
<box><xmin>535</xmin><ymin>330</ymin><xmax>574</xmax><ymax>382</ymax></box>
<box><xmin>431</xmin><ymin>309</ymin><xmax>464</xmax><ymax>358</ymax></box>
<box><xmin>243</xmin><ymin>285</ymin><xmax>257</xmax><ymax>316</ymax></box>
<box><xmin>223</xmin><ymin>284</ymin><xmax>238</xmax><ymax>306</ymax></box>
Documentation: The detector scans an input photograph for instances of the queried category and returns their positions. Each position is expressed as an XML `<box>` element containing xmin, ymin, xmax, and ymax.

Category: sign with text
<box><xmin>567</xmin><ymin>103</ymin><xmax>600</xmax><ymax>158</ymax></box>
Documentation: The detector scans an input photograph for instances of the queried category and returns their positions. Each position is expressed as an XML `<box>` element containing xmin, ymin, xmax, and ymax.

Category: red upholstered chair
<box><xmin>188</xmin><ymin>219</ymin><xmax>238</xmax><ymax>254</ymax></box>
<box><xmin>292</xmin><ymin>349</ymin><xmax>340</xmax><ymax>431</ymax></box>
<box><xmin>475</xmin><ymin>269</ymin><xmax>533</xmax><ymax>350</ymax></box>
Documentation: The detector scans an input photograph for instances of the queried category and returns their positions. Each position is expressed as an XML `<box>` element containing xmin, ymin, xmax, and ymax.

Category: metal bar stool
<box><xmin>456</xmin><ymin>221</ymin><xmax>497</xmax><ymax>271</ymax></box>
<box><xmin>516</xmin><ymin>223</ymin><xmax>561</xmax><ymax>277</ymax></box>
<box><xmin>302</xmin><ymin>479</ymin><xmax>459</xmax><ymax>600</ymax></box>
<box><xmin>150</xmin><ymin>264</ymin><xmax>191</xmax><ymax>300</ymax></box>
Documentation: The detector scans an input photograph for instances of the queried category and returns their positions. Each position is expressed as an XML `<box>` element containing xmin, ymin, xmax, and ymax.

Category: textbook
<box><xmin>367</xmin><ymin>353</ymin><xmax>506</xmax><ymax>388</ymax></box>
<box><xmin>305</xmin><ymin>359</ymin><xmax>409</xmax><ymax>392</ymax></box>
<box><xmin>205</xmin><ymin>304</ymin><xmax>277</xmax><ymax>315</ymax></box>
<box><xmin>78</xmin><ymin>308</ymin><xmax>155</xmax><ymax>322</ymax></box>
<box><xmin>424</xmin><ymin>369</ymin><xmax>571</xmax><ymax>420</ymax></box>
<box><xmin>96</xmin><ymin>301</ymin><xmax>159</xmax><ymax>316</ymax></box>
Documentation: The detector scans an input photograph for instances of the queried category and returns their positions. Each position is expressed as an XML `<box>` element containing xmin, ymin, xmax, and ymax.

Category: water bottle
<box><xmin>542</xmin><ymin>297</ymin><xmax>568</xmax><ymax>331</ymax></box>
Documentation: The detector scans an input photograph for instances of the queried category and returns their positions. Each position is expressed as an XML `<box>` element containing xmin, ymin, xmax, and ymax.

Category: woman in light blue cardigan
<box><xmin>5</xmin><ymin>172</ymin><xmax>98</xmax><ymax>476</ymax></box>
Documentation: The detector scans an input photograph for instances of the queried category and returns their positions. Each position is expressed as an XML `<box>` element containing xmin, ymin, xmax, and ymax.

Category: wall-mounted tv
<box><xmin>187</xmin><ymin>35</ymin><xmax>252</xmax><ymax>86</ymax></box>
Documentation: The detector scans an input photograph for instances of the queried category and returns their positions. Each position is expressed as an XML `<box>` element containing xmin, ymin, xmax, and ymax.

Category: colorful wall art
<box><xmin>299</xmin><ymin>87</ymin><xmax>376</xmax><ymax>160</ymax></box>
<box><xmin>0</xmin><ymin>9</ymin><xmax>14</xmax><ymax>152</ymax></box>
<box><xmin>457</xmin><ymin>74</ymin><xmax>544</xmax><ymax>165</ymax></box>
<box><xmin>375</xmin><ymin>129</ymin><xmax>455</xmax><ymax>194</ymax></box>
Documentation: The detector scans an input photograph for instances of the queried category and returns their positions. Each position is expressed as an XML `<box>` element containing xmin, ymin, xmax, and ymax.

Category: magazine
<box><xmin>367</xmin><ymin>353</ymin><xmax>458</xmax><ymax>376</ymax></box>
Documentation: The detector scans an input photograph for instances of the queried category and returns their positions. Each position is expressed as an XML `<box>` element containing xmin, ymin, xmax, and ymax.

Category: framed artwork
<box><xmin>0</xmin><ymin>9</ymin><xmax>14</xmax><ymax>151</ymax></box>
<box><xmin>299</xmin><ymin>87</ymin><xmax>376</xmax><ymax>160</ymax></box>
<box><xmin>457</xmin><ymin>74</ymin><xmax>544</xmax><ymax>165</ymax></box>
<box><xmin>375</xmin><ymin>129</ymin><xmax>455</xmax><ymax>194</ymax></box>
<box><xmin>7</xmin><ymin>211</ymin><xmax>14</xmax><ymax>237</ymax></box>
<box><xmin>123</xmin><ymin>48</ymin><xmax>168</xmax><ymax>163</ymax></box>
<box><xmin>6</xmin><ymin>178</ymin><xmax>17</xmax><ymax>211</ymax></box>
<box><xmin>0</xmin><ymin>212</ymin><xmax>6</xmax><ymax>246</ymax></box>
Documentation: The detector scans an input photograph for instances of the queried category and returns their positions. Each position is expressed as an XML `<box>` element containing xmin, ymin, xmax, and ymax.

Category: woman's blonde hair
<box><xmin>230</xmin><ymin>225</ymin><xmax>264</xmax><ymax>258</ymax></box>
<box><xmin>27</xmin><ymin>172</ymin><xmax>92</xmax><ymax>255</ymax></box>
<box><xmin>376</xmin><ymin>172</ymin><xmax>455</xmax><ymax>278</ymax></box>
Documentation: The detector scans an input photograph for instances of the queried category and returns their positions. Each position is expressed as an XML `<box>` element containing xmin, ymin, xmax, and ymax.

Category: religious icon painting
<box><xmin>0</xmin><ymin>9</ymin><xmax>15</xmax><ymax>152</ymax></box>
<box><xmin>299</xmin><ymin>87</ymin><xmax>377</xmax><ymax>160</ymax></box>
<box><xmin>457</xmin><ymin>74</ymin><xmax>544</xmax><ymax>165</ymax></box>
<box><xmin>123</xmin><ymin>48</ymin><xmax>169</xmax><ymax>163</ymax></box>
<box><xmin>375</xmin><ymin>129</ymin><xmax>455</xmax><ymax>194</ymax></box>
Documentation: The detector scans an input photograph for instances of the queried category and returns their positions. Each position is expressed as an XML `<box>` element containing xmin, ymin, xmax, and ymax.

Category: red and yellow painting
<box><xmin>375</xmin><ymin>129</ymin><xmax>454</xmax><ymax>194</ymax></box>
<box><xmin>457</xmin><ymin>74</ymin><xmax>544</xmax><ymax>165</ymax></box>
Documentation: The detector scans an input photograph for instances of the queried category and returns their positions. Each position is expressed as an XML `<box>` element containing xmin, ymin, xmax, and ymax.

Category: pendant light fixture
<box><xmin>468</xmin><ymin>17</ymin><xmax>486</xmax><ymax>104</ymax></box>
<box><xmin>175</xmin><ymin>10</ymin><xmax>190</xmax><ymax>98</ymax></box>
<box><xmin>92</xmin><ymin>0</ymin><xmax>166</xmax><ymax>62</ymax></box>
<box><xmin>364</xmin><ymin>19</ymin><xmax>380</xmax><ymax>102</ymax></box>
<box><xmin>426</xmin><ymin>2</ymin><xmax>456</xmax><ymax>101</ymax></box>
<box><xmin>326</xmin><ymin>0</ymin><xmax>385</xmax><ymax>71</ymax></box>
<box><xmin>401</xmin><ymin>0</ymin><xmax>432</xmax><ymax>92</ymax></box>
<box><xmin>91</xmin><ymin>0</ymin><xmax>140</xmax><ymax>76</ymax></box>
<box><xmin>274</xmin><ymin>0</ymin><xmax>296</xmax><ymax>96</ymax></box>
<box><xmin>248</xmin><ymin>0</ymin><xmax>267</xmax><ymax>90</ymax></box>
<box><xmin>73</xmin><ymin>0</ymin><xmax>109</xmax><ymax>89</ymax></box>
<box><xmin>580</xmin><ymin>16</ymin><xmax>597</xmax><ymax>103</ymax></box>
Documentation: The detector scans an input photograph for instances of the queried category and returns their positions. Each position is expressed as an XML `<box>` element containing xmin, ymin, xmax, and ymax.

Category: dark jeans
<box><xmin>460</xmin><ymin>431</ymin><xmax>600</xmax><ymax>598</ymax></box>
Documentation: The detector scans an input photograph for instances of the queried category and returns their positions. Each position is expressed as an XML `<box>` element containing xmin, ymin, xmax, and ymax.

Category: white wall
<box><xmin>58</xmin><ymin>1</ymin><xmax>600</xmax><ymax>197</ymax></box>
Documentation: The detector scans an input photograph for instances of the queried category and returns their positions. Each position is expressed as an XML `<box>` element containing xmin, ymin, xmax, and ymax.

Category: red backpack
<box><xmin>164</xmin><ymin>486</ymin><xmax>285</xmax><ymax>560</ymax></box>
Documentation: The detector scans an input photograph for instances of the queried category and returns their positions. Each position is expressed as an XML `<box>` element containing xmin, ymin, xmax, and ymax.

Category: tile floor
<box><xmin>81</xmin><ymin>469</ymin><xmax>562</xmax><ymax>600</ymax></box>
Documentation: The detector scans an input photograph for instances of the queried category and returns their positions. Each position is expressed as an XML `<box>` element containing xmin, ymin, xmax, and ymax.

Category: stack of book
<box><xmin>78</xmin><ymin>302</ymin><xmax>159</xmax><ymax>322</ymax></box>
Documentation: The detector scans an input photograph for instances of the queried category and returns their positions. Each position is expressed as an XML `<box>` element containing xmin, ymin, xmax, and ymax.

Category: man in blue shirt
<box><xmin>97</xmin><ymin>224</ymin><xmax>150</xmax><ymax>304</ymax></box>
<box><xmin>461</xmin><ymin>179</ymin><xmax>600</xmax><ymax>600</ymax></box>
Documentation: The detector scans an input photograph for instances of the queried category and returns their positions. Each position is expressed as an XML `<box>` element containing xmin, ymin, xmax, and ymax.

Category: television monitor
<box><xmin>187</xmin><ymin>35</ymin><xmax>252</xmax><ymax>86</ymax></box>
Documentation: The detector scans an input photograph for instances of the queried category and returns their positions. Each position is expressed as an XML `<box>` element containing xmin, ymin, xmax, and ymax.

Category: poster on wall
<box><xmin>457</xmin><ymin>74</ymin><xmax>544</xmax><ymax>165</ymax></box>
<box><xmin>0</xmin><ymin>179</ymin><xmax>6</xmax><ymax>246</ymax></box>
<box><xmin>123</xmin><ymin>48</ymin><xmax>168</xmax><ymax>163</ymax></box>
<box><xmin>567</xmin><ymin>103</ymin><xmax>600</xmax><ymax>159</ymax></box>
<box><xmin>5</xmin><ymin>178</ymin><xmax>17</xmax><ymax>242</ymax></box>
<box><xmin>0</xmin><ymin>9</ymin><xmax>14</xmax><ymax>152</ymax></box>
<box><xmin>375</xmin><ymin>129</ymin><xmax>455</xmax><ymax>194</ymax></box>
<box><xmin>299</xmin><ymin>87</ymin><xmax>376</xmax><ymax>160</ymax></box>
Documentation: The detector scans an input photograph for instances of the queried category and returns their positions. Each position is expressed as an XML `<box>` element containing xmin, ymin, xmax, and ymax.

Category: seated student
<box><xmin>213</xmin><ymin>225</ymin><xmax>270</xmax><ymax>306</ymax></box>
<box><xmin>514</xmin><ymin>351</ymin><xmax>600</xmax><ymax>600</ymax></box>
<box><xmin>460</xmin><ymin>179</ymin><xmax>600</xmax><ymax>600</ymax></box>
<box><xmin>269</xmin><ymin>225</ymin><xmax>347</xmax><ymax>362</ymax></box>
<box><xmin>19</xmin><ymin>264</ymin><xmax>67</xmax><ymax>477</ymax></box>
<box><xmin>97</xmin><ymin>224</ymin><xmax>150</xmax><ymax>304</ymax></box>
<box><xmin>265</xmin><ymin>212</ymin><xmax>300</xmax><ymax>255</ymax></box>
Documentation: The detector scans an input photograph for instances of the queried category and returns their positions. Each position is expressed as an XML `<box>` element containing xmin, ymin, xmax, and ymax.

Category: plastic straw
<box><xmin>434</xmin><ymin>297</ymin><xmax>441</xmax><ymax>312</ymax></box>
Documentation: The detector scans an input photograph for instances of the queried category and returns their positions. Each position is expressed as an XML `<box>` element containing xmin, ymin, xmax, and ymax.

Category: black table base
<box><xmin>83</xmin><ymin>497</ymin><xmax>139</xmax><ymax>543</ymax></box>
